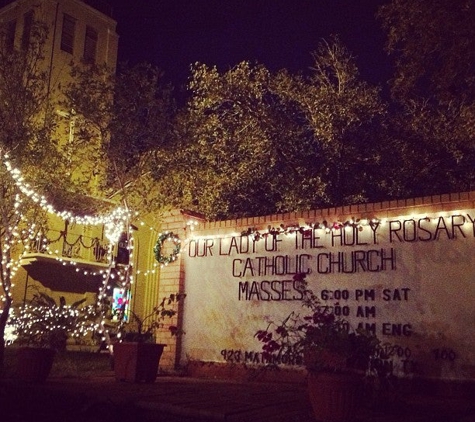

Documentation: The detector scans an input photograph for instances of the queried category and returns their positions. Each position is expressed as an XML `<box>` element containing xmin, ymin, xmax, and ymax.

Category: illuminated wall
<box><xmin>0</xmin><ymin>0</ymin><xmax>118</xmax><ymax>73</ymax></box>
<box><xmin>180</xmin><ymin>192</ymin><xmax>475</xmax><ymax>382</ymax></box>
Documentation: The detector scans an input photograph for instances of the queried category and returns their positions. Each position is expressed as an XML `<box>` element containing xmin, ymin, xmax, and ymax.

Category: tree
<box><xmin>378</xmin><ymin>0</ymin><xmax>475</xmax><ymax>195</ymax></box>
<box><xmin>63</xmin><ymin>62</ymin><xmax>178</xmax><ymax>350</ymax></box>
<box><xmin>378</xmin><ymin>0</ymin><xmax>475</xmax><ymax>105</ymax></box>
<box><xmin>157</xmin><ymin>38</ymin><xmax>387</xmax><ymax>219</ymax></box>
<box><xmin>279</xmin><ymin>38</ymin><xmax>387</xmax><ymax>207</ymax></box>
<box><xmin>154</xmin><ymin>61</ymin><xmax>304</xmax><ymax>219</ymax></box>
<box><xmin>0</xmin><ymin>15</ymin><xmax>109</xmax><ymax>369</ymax></box>
<box><xmin>64</xmin><ymin>62</ymin><xmax>176</xmax><ymax>218</ymax></box>
<box><xmin>0</xmin><ymin>19</ymin><xmax>64</xmax><ymax>368</ymax></box>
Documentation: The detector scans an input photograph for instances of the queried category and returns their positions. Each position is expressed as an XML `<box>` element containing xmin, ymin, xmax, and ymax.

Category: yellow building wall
<box><xmin>0</xmin><ymin>0</ymin><xmax>119</xmax><ymax>194</ymax></box>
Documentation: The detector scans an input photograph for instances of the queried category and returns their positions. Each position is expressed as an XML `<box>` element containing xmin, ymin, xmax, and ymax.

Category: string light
<box><xmin>186</xmin><ymin>219</ymin><xmax>199</xmax><ymax>231</ymax></box>
<box><xmin>1</xmin><ymin>152</ymin><xmax>141</xmax><ymax>349</ymax></box>
<box><xmin>189</xmin><ymin>210</ymin><xmax>473</xmax><ymax>242</ymax></box>
<box><xmin>7</xmin><ymin>301</ymin><xmax>99</xmax><ymax>346</ymax></box>
<box><xmin>2</xmin><ymin>154</ymin><xmax>131</xmax><ymax>234</ymax></box>
<box><xmin>189</xmin><ymin>218</ymin><xmax>381</xmax><ymax>242</ymax></box>
<box><xmin>8</xmin><ymin>146</ymin><xmax>469</xmax><ymax>351</ymax></box>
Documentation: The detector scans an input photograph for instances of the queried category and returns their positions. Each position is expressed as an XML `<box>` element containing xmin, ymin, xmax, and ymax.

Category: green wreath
<box><xmin>154</xmin><ymin>232</ymin><xmax>181</xmax><ymax>265</ymax></box>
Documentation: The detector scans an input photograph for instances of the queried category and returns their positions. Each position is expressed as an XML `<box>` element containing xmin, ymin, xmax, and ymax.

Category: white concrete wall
<box><xmin>181</xmin><ymin>192</ymin><xmax>475</xmax><ymax>382</ymax></box>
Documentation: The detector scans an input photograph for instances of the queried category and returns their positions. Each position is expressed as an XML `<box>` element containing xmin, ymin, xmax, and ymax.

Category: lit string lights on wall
<box><xmin>3</xmin><ymin>155</ymin><xmax>130</xmax><ymax>241</ymax></box>
<box><xmin>239</xmin><ymin>218</ymin><xmax>381</xmax><ymax>241</ymax></box>
<box><xmin>1</xmin><ymin>153</ymin><xmax>130</xmax><ymax>282</ymax></box>
<box><xmin>1</xmin><ymin>152</ymin><xmax>135</xmax><ymax>346</ymax></box>
<box><xmin>0</xmin><ymin>152</ymin><xmax>198</xmax><ymax>347</ymax></box>
<box><xmin>187</xmin><ymin>219</ymin><xmax>382</xmax><ymax>243</ymax></box>
<box><xmin>186</xmin><ymin>211</ymin><xmax>474</xmax><ymax>243</ymax></box>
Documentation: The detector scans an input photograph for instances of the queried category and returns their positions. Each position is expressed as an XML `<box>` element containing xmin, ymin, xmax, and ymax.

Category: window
<box><xmin>112</xmin><ymin>288</ymin><xmax>130</xmax><ymax>321</ymax></box>
<box><xmin>83</xmin><ymin>25</ymin><xmax>97</xmax><ymax>63</ymax></box>
<box><xmin>21</xmin><ymin>10</ymin><xmax>33</xmax><ymax>50</ymax></box>
<box><xmin>1</xmin><ymin>19</ymin><xmax>16</xmax><ymax>51</ymax></box>
<box><xmin>60</xmin><ymin>13</ymin><xmax>75</xmax><ymax>54</ymax></box>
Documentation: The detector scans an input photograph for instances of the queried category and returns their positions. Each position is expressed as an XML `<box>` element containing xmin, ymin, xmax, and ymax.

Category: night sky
<box><xmin>111</xmin><ymin>0</ymin><xmax>392</xmax><ymax>88</ymax></box>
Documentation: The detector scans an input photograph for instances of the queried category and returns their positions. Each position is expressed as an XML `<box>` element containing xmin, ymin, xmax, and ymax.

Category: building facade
<box><xmin>2</xmin><ymin>1</ymin><xmax>474</xmax><ymax>388</ymax></box>
<box><xmin>0</xmin><ymin>0</ymin><xmax>118</xmax><ymax>81</ymax></box>
<box><xmin>157</xmin><ymin>192</ymin><xmax>475</xmax><ymax>383</ymax></box>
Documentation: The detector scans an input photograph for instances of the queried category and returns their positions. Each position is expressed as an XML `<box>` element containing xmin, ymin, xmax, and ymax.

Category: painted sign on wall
<box><xmin>182</xmin><ymin>208</ymin><xmax>475</xmax><ymax>381</ymax></box>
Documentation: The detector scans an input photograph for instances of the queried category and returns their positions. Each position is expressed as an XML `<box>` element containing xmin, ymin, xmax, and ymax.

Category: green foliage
<box><xmin>64</xmin><ymin>62</ymin><xmax>176</xmax><ymax>215</ymax></box>
<box><xmin>0</xmin><ymin>17</ymin><xmax>65</xmax><ymax>184</ymax></box>
<box><xmin>0</xmin><ymin>16</ymin><xmax>74</xmax><ymax>367</ymax></box>
<box><xmin>279</xmin><ymin>37</ymin><xmax>387</xmax><ymax>207</ymax></box>
<box><xmin>378</xmin><ymin>0</ymin><xmax>475</xmax><ymax>196</ymax></box>
<box><xmin>66</xmin><ymin>24</ymin><xmax>474</xmax><ymax>221</ymax></box>
<box><xmin>157</xmin><ymin>61</ymin><xmax>293</xmax><ymax>218</ymax></box>
<box><xmin>0</xmin><ymin>19</ymin><xmax>49</xmax><ymax>154</ymax></box>
<box><xmin>58</xmin><ymin>63</ymin><xmax>112</xmax><ymax>200</ymax></box>
<box><xmin>378</xmin><ymin>0</ymin><xmax>475</xmax><ymax>105</ymax></box>
<box><xmin>156</xmin><ymin>38</ymin><xmax>387</xmax><ymax>219</ymax></box>
<box><xmin>118</xmin><ymin>293</ymin><xmax>185</xmax><ymax>343</ymax></box>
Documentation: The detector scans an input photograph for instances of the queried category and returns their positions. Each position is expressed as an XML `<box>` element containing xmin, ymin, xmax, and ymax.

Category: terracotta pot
<box><xmin>16</xmin><ymin>347</ymin><xmax>55</xmax><ymax>383</ymax></box>
<box><xmin>113</xmin><ymin>342</ymin><xmax>165</xmax><ymax>383</ymax></box>
<box><xmin>307</xmin><ymin>371</ymin><xmax>361</xmax><ymax>422</ymax></box>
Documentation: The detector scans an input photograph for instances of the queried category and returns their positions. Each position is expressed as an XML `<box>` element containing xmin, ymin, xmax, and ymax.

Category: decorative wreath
<box><xmin>153</xmin><ymin>232</ymin><xmax>181</xmax><ymax>265</ymax></box>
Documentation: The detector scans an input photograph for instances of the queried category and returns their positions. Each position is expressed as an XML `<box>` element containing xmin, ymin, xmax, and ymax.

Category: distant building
<box><xmin>0</xmin><ymin>0</ymin><xmax>118</xmax><ymax>78</ymax></box>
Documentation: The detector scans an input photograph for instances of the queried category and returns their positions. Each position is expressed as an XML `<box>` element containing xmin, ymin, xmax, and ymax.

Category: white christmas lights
<box><xmin>2</xmin><ymin>154</ymin><xmax>131</xmax><ymax>231</ymax></box>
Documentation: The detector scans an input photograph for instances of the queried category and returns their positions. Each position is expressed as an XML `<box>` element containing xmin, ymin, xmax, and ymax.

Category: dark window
<box><xmin>83</xmin><ymin>25</ymin><xmax>97</xmax><ymax>63</ymax></box>
<box><xmin>1</xmin><ymin>19</ymin><xmax>16</xmax><ymax>51</ymax></box>
<box><xmin>21</xmin><ymin>10</ymin><xmax>33</xmax><ymax>50</ymax></box>
<box><xmin>60</xmin><ymin>13</ymin><xmax>75</xmax><ymax>54</ymax></box>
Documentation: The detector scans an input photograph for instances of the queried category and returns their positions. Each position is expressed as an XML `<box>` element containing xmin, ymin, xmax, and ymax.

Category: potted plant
<box><xmin>9</xmin><ymin>292</ymin><xmax>96</xmax><ymax>382</ymax></box>
<box><xmin>255</xmin><ymin>273</ymin><xmax>391</xmax><ymax>422</ymax></box>
<box><xmin>113</xmin><ymin>293</ymin><xmax>184</xmax><ymax>383</ymax></box>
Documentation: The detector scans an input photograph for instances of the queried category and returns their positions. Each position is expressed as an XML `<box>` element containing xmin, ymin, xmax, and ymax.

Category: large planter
<box><xmin>16</xmin><ymin>347</ymin><xmax>55</xmax><ymax>383</ymax></box>
<box><xmin>113</xmin><ymin>342</ymin><xmax>166</xmax><ymax>383</ymax></box>
<box><xmin>307</xmin><ymin>371</ymin><xmax>361</xmax><ymax>422</ymax></box>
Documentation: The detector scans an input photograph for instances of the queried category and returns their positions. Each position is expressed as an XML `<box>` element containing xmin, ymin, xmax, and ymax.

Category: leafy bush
<box><xmin>9</xmin><ymin>292</ymin><xmax>98</xmax><ymax>351</ymax></box>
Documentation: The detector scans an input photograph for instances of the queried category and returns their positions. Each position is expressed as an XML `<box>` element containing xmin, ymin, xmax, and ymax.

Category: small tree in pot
<box><xmin>113</xmin><ymin>293</ymin><xmax>185</xmax><ymax>383</ymax></box>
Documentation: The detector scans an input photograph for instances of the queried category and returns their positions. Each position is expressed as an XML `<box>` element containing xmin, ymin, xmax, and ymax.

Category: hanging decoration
<box><xmin>0</xmin><ymin>151</ymin><xmax>138</xmax><ymax>351</ymax></box>
<box><xmin>153</xmin><ymin>232</ymin><xmax>181</xmax><ymax>267</ymax></box>
<box><xmin>239</xmin><ymin>218</ymin><xmax>381</xmax><ymax>241</ymax></box>
<box><xmin>1</xmin><ymin>153</ymin><xmax>130</xmax><ymax>244</ymax></box>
